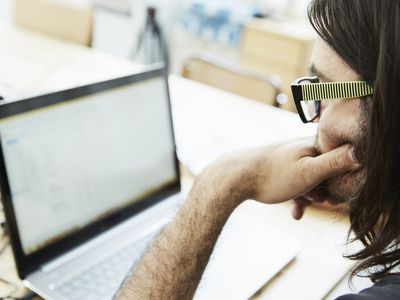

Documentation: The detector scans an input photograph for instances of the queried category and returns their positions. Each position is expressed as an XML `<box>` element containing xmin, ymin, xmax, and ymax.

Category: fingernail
<box><xmin>348</xmin><ymin>147</ymin><xmax>358</xmax><ymax>163</ymax></box>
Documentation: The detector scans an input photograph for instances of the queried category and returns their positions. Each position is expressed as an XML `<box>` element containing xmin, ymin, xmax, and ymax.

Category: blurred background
<box><xmin>0</xmin><ymin>0</ymin><xmax>315</xmax><ymax>112</ymax></box>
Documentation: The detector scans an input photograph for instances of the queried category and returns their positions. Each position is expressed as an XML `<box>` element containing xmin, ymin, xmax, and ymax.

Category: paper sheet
<box><xmin>194</xmin><ymin>202</ymin><xmax>300</xmax><ymax>300</ymax></box>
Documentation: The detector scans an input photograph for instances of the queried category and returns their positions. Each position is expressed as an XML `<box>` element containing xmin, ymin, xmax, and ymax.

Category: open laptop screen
<box><xmin>0</xmin><ymin>68</ymin><xmax>178</xmax><ymax>262</ymax></box>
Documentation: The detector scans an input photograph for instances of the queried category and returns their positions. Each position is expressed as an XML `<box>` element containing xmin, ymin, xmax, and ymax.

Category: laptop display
<box><xmin>0</xmin><ymin>67</ymin><xmax>180</xmax><ymax>277</ymax></box>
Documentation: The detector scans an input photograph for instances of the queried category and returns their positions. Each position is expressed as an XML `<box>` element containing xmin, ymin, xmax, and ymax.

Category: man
<box><xmin>116</xmin><ymin>0</ymin><xmax>400</xmax><ymax>298</ymax></box>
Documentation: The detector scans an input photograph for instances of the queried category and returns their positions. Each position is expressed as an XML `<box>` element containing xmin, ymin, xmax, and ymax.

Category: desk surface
<box><xmin>0</xmin><ymin>25</ymin><xmax>371</xmax><ymax>299</ymax></box>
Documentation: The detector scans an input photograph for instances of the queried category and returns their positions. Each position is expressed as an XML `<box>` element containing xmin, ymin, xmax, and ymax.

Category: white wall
<box><xmin>0</xmin><ymin>0</ymin><xmax>13</xmax><ymax>24</ymax></box>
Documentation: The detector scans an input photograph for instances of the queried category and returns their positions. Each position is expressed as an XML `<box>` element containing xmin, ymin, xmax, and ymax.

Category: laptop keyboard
<box><xmin>54</xmin><ymin>233</ymin><xmax>155</xmax><ymax>300</ymax></box>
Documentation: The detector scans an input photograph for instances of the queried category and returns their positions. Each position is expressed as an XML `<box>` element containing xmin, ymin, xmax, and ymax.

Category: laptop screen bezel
<box><xmin>0</xmin><ymin>65</ymin><xmax>181</xmax><ymax>278</ymax></box>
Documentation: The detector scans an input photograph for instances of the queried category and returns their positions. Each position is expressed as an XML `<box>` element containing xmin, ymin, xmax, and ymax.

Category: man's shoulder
<box><xmin>336</xmin><ymin>275</ymin><xmax>400</xmax><ymax>300</ymax></box>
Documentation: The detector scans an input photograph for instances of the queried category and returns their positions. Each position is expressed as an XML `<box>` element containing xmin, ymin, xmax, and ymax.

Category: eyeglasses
<box><xmin>291</xmin><ymin>76</ymin><xmax>374</xmax><ymax>123</ymax></box>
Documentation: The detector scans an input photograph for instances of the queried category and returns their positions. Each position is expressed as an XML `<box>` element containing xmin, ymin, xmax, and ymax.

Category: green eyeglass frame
<box><xmin>291</xmin><ymin>76</ymin><xmax>374</xmax><ymax>123</ymax></box>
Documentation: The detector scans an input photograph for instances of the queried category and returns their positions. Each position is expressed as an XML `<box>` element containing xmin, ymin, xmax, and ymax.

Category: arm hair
<box><xmin>115</xmin><ymin>171</ymin><xmax>248</xmax><ymax>299</ymax></box>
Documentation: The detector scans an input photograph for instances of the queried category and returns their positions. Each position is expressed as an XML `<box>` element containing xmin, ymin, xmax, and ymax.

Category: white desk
<box><xmin>0</xmin><ymin>25</ymin><xmax>371</xmax><ymax>299</ymax></box>
<box><xmin>0</xmin><ymin>25</ymin><xmax>145</xmax><ymax>101</ymax></box>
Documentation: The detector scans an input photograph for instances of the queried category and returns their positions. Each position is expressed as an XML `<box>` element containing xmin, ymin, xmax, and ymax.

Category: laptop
<box><xmin>0</xmin><ymin>65</ymin><xmax>181</xmax><ymax>300</ymax></box>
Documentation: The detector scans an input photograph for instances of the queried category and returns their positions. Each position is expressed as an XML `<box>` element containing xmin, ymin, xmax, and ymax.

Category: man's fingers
<box><xmin>291</xmin><ymin>203</ymin><xmax>304</xmax><ymax>220</ymax></box>
<box><xmin>294</xmin><ymin>197</ymin><xmax>312</xmax><ymax>207</ymax></box>
<box><xmin>302</xmin><ymin>188</ymin><xmax>331</xmax><ymax>203</ymax></box>
<box><xmin>304</xmin><ymin>144</ymin><xmax>360</xmax><ymax>184</ymax></box>
<box><xmin>292</xmin><ymin>197</ymin><xmax>312</xmax><ymax>220</ymax></box>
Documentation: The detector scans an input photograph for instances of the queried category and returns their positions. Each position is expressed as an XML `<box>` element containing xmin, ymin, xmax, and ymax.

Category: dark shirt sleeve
<box><xmin>335</xmin><ymin>276</ymin><xmax>400</xmax><ymax>300</ymax></box>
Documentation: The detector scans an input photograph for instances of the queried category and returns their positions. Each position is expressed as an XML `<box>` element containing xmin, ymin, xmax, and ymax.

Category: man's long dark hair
<box><xmin>308</xmin><ymin>0</ymin><xmax>400</xmax><ymax>281</ymax></box>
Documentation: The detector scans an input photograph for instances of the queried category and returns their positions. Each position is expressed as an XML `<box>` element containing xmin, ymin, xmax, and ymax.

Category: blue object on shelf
<box><xmin>180</xmin><ymin>0</ymin><xmax>261</xmax><ymax>46</ymax></box>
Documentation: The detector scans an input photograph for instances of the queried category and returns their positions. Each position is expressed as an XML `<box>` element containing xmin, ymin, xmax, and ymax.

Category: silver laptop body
<box><xmin>0</xmin><ymin>65</ymin><xmax>181</xmax><ymax>300</ymax></box>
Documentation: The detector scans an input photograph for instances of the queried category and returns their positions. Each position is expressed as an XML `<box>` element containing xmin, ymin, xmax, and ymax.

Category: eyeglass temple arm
<box><xmin>291</xmin><ymin>85</ymin><xmax>303</xmax><ymax>101</ymax></box>
<box><xmin>292</xmin><ymin>81</ymin><xmax>374</xmax><ymax>102</ymax></box>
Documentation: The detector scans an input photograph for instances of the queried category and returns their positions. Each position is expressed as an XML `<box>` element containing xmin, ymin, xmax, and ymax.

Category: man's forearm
<box><xmin>116</xmin><ymin>165</ymin><xmax>249</xmax><ymax>300</ymax></box>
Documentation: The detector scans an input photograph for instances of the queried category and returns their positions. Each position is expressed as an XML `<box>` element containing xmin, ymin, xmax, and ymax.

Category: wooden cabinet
<box><xmin>14</xmin><ymin>0</ymin><xmax>93</xmax><ymax>46</ymax></box>
<box><xmin>240</xmin><ymin>19</ymin><xmax>315</xmax><ymax>111</ymax></box>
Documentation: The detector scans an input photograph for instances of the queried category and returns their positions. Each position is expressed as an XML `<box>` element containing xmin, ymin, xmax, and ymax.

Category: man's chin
<box><xmin>325</xmin><ymin>168</ymin><xmax>366</xmax><ymax>204</ymax></box>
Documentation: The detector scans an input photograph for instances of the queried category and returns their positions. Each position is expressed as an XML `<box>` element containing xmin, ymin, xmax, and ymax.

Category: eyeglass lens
<box><xmin>299</xmin><ymin>79</ymin><xmax>320</xmax><ymax>121</ymax></box>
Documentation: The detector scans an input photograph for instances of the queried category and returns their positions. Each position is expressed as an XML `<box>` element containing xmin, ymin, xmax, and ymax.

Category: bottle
<box><xmin>133</xmin><ymin>7</ymin><xmax>169</xmax><ymax>68</ymax></box>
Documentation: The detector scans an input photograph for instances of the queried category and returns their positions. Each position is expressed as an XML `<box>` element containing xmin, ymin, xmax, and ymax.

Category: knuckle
<box><xmin>329</xmin><ymin>149</ymin><xmax>344</xmax><ymax>169</ymax></box>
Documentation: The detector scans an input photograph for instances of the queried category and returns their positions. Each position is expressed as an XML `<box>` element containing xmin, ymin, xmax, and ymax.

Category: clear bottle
<box><xmin>133</xmin><ymin>7</ymin><xmax>169</xmax><ymax>68</ymax></box>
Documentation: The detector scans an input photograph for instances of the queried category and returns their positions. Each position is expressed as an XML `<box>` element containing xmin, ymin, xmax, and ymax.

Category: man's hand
<box><xmin>202</xmin><ymin>137</ymin><xmax>359</xmax><ymax>206</ymax></box>
<box><xmin>116</xmin><ymin>138</ymin><xmax>360</xmax><ymax>300</ymax></box>
<box><xmin>291</xmin><ymin>187</ymin><xmax>336</xmax><ymax>220</ymax></box>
